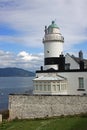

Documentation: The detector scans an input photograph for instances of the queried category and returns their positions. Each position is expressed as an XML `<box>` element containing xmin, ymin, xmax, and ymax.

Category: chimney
<box><xmin>59</xmin><ymin>54</ymin><xmax>65</xmax><ymax>71</ymax></box>
<box><xmin>79</xmin><ymin>50</ymin><xmax>83</xmax><ymax>60</ymax></box>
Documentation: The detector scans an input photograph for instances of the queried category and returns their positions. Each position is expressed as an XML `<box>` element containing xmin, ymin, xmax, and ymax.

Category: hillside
<box><xmin>0</xmin><ymin>67</ymin><xmax>35</xmax><ymax>77</ymax></box>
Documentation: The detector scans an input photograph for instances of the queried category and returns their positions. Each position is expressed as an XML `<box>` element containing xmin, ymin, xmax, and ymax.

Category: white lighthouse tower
<box><xmin>43</xmin><ymin>21</ymin><xmax>64</xmax><ymax>70</ymax></box>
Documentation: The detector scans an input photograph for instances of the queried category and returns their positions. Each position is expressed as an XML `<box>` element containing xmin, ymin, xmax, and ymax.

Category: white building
<box><xmin>33</xmin><ymin>21</ymin><xmax>87</xmax><ymax>95</ymax></box>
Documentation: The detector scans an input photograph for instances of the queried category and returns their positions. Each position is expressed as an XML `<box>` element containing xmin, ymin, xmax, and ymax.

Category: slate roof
<box><xmin>33</xmin><ymin>74</ymin><xmax>67</xmax><ymax>81</ymax></box>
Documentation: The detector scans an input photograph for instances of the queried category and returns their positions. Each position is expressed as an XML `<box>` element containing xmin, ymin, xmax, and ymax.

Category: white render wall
<box><xmin>35</xmin><ymin>71</ymin><xmax>87</xmax><ymax>95</ymax></box>
<box><xmin>59</xmin><ymin>72</ymin><xmax>87</xmax><ymax>95</ymax></box>
<box><xmin>44</xmin><ymin>41</ymin><xmax>63</xmax><ymax>58</ymax></box>
<box><xmin>44</xmin><ymin>41</ymin><xmax>63</xmax><ymax>70</ymax></box>
<box><xmin>65</xmin><ymin>54</ymin><xmax>79</xmax><ymax>69</ymax></box>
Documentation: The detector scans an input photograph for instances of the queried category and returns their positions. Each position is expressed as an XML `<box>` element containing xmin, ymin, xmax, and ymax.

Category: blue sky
<box><xmin>0</xmin><ymin>0</ymin><xmax>87</xmax><ymax>71</ymax></box>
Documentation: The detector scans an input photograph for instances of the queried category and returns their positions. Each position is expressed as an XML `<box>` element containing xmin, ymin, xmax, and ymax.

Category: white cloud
<box><xmin>17</xmin><ymin>51</ymin><xmax>40</xmax><ymax>61</ymax></box>
<box><xmin>0</xmin><ymin>50</ymin><xmax>44</xmax><ymax>71</ymax></box>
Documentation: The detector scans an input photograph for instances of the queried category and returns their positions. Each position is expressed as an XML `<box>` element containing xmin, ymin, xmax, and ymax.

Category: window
<box><xmin>79</xmin><ymin>77</ymin><xmax>84</xmax><ymax>89</ymax></box>
<box><xmin>53</xmin><ymin>85</ymin><xmax>56</xmax><ymax>91</ymax></box>
<box><xmin>65</xmin><ymin>63</ymin><xmax>70</xmax><ymax>70</ymax></box>
<box><xmin>44</xmin><ymin>86</ymin><xmax>46</xmax><ymax>91</ymax></box>
<box><xmin>48</xmin><ymin>85</ymin><xmax>51</xmax><ymax>91</ymax></box>
<box><xmin>36</xmin><ymin>85</ymin><xmax>38</xmax><ymax>90</ymax></box>
<box><xmin>57</xmin><ymin>84</ymin><xmax>60</xmax><ymax>91</ymax></box>
<box><xmin>40</xmin><ymin>86</ymin><xmax>42</xmax><ymax>91</ymax></box>
<box><xmin>61</xmin><ymin>84</ymin><xmax>66</xmax><ymax>90</ymax></box>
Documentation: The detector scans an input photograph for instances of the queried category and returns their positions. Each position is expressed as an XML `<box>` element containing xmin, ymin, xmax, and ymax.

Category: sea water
<box><xmin>0</xmin><ymin>77</ymin><xmax>34</xmax><ymax>110</ymax></box>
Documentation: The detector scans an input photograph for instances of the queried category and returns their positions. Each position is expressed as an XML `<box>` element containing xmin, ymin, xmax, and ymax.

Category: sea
<box><xmin>0</xmin><ymin>77</ymin><xmax>34</xmax><ymax>111</ymax></box>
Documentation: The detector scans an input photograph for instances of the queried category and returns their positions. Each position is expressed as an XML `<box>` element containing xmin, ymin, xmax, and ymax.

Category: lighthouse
<box><xmin>33</xmin><ymin>21</ymin><xmax>67</xmax><ymax>95</ymax></box>
<box><xmin>43</xmin><ymin>21</ymin><xmax>64</xmax><ymax>70</ymax></box>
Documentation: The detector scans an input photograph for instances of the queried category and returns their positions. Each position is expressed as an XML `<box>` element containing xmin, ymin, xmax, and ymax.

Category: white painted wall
<box><xmin>44</xmin><ymin>41</ymin><xmax>63</xmax><ymax>58</ymax></box>
<box><xmin>44</xmin><ymin>40</ymin><xmax>63</xmax><ymax>70</ymax></box>
<box><xmin>35</xmin><ymin>71</ymin><xmax>87</xmax><ymax>95</ymax></box>
<box><xmin>58</xmin><ymin>72</ymin><xmax>87</xmax><ymax>95</ymax></box>
<box><xmin>65</xmin><ymin>54</ymin><xmax>79</xmax><ymax>69</ymax></box>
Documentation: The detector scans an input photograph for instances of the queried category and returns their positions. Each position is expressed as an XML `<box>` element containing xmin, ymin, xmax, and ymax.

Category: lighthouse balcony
<box><xmin>43</xmin><ymin>34</ymin><xmax>64</xmax><ymax>43</ymax></box>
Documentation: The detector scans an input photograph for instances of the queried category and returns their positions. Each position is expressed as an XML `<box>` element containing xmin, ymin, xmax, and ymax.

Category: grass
<box><xmin>0</xmin><ymin>116</ymin><xmax>87</xmax><ymax>130</ymax></box>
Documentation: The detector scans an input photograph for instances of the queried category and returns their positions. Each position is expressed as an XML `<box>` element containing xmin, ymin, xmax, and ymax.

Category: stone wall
<box><xmin>9</xmin><ymin>94</ymin><xmax>87</xmax><ymax>119</ymax></box>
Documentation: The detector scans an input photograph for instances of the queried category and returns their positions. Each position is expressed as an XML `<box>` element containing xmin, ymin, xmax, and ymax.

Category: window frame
<box><xmin>77</xmin><ymin>77</ymin><xmax>85</xmax><ymax>91</ymax></box>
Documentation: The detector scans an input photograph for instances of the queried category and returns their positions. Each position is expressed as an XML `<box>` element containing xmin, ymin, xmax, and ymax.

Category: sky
<box><xmin>0</xmin><ymin>0</ymin><xmax>87</xmax><ymax>71</ymax></box>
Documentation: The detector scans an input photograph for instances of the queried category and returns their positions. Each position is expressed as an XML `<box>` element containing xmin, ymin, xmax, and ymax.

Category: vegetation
<box><xmin>0</xmin><ymin>116</ymin><xmax>87</xmax><ymax>130</ymax></box>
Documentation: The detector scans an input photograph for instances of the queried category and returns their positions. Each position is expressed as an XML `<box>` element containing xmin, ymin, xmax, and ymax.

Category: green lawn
<box><xmin>0</xmin><ymin>116</ymin><xmax>87</xmax><ymax>130</ymax></box>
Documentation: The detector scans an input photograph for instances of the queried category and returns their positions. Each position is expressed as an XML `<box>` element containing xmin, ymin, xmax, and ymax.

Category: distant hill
<box><xmin>0</xmin><ymin>67</ymin><xmax>35</xmax><ymax>77</ymax></box>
